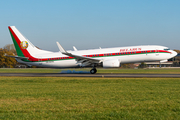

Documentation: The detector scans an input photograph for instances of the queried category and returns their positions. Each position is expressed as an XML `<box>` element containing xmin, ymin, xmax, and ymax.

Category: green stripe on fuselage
<box><xmin>26</xmin><ymin>52</ymin><xmax>170</xmax><ymax>62</ymax></box>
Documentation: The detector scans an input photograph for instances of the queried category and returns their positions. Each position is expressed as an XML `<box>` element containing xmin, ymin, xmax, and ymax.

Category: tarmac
<box><xmin>0</xmin><ymin>73</ymin><xmax>180</xmax><ymax>78</ymax></box>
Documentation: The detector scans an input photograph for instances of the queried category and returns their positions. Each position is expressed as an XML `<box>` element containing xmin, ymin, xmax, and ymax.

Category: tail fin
<box><xmin>8</xmin><ymin>26</ymin><xmax>51</xmax><ymax>59</ymax></box>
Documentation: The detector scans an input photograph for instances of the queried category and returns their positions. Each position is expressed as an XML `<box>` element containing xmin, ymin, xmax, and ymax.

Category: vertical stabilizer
<box><xmin>8</xmin><ymin>26</ymin><xmax>51</xmax><ymax>59</ymax></box>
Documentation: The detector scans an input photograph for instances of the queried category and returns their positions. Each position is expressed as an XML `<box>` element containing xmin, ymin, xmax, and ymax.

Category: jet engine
<box><xmin>102</xmin><ymin>59</ymin><xmax>120</xmax><ymax>68</ymax></box>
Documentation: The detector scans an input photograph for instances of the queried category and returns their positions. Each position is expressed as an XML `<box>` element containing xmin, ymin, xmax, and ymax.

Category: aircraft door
<box><xmin>38</xmin><ymin>57</ymin><xmax>42</xmax><ymax>65</ymax></box>
<box><xmin>156</xmin><ymin>48</ymin><xmax>159</xmax><ymax>56</ymax></box>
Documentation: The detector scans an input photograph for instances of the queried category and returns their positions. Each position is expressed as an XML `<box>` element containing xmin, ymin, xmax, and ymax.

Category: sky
<box><xmin>0</xmin><ymin>0</ymin><xmax>180</xmax><ymax>51</ymax></box>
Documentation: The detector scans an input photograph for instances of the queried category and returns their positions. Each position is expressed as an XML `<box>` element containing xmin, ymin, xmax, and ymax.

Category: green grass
<box><xmin>98</xmin><ymin>68</ymin><xmax>180</xmax><ymax>74</ymax></box>
<box><xmin>0</xmin><ymin>77</ymin><xmax>180</xmax><ymax>119</ymax></box>
<box><xmin>0</xmin><ymin>68</ymin><xmax>180</xmax><ymax>74</ymax></box>
<box><xmin>0</xmin><ymin>68</ymin><xmax>61</xmax><ymax>73</ymax></box>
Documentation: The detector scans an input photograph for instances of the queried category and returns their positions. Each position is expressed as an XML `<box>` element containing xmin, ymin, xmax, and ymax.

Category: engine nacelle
<box><xmin>103</xmin><ymin>59</ymin><xmax>120</xmax><ymax>68</ymax></box>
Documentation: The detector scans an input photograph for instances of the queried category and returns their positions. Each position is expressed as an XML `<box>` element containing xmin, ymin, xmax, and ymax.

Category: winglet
<box><xmin>73</xmin><ymin>46</ymin><xmax>77</xmax><ymax>51</ymax></box>
<box><xmin>56</xmin><ymin>42</ymin><xmax>67</xmax><ymax>53</ymax></box>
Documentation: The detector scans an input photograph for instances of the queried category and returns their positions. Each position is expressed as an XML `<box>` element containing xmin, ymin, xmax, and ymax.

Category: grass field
<box><xmin>0</xmin><ymin>68</ymin><xmax>180</xmax><ymax>74</ymax></box>
<box><xmin>0</xmin><ymin>77</ymin><xmax>180</xmax><ymax>119</ymax></box>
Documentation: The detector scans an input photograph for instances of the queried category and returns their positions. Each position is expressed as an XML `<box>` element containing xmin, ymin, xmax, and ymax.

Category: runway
<box><xmin>0</xmin><ymin>73</ymin><xmax>180</xmax><ymax>78</ymax></box>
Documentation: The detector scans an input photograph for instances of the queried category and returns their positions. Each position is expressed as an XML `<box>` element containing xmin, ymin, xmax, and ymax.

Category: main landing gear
<box><xmin>90</xmin><ymin>68</ymin><xmax>97</xmax><ymax>74</ymax></box>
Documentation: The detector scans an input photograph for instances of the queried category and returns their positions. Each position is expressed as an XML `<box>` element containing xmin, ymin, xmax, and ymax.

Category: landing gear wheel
<box><xmin>90</xmin><ymin>68</ymin><xmax>97</xmax><ymax>74</ymax></box>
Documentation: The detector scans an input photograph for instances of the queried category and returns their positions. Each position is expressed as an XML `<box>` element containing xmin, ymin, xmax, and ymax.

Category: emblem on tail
<box><xmin>20</xmin><ymin>41</ymin><xmax>28</xmax><ymax>49</ymax></box>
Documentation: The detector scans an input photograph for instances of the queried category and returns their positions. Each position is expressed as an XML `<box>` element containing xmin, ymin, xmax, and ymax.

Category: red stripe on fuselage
<box><xmin>33</xmin><ymin>50</ymin><xmax>171</xmax><ymax>62</ymax></box>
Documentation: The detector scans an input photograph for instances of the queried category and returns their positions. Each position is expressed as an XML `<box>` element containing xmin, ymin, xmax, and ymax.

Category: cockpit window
<box><xmin>164</xmin><ymin>48</ymin><xmax>170</xmax><ymax>51</ymax></box>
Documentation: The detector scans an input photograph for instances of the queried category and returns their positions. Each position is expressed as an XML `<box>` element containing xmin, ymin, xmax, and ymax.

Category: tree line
<box><xmin>0</xmin><ymin>44</ymin><xmax>17</xmax><ymax>68</ymax></box>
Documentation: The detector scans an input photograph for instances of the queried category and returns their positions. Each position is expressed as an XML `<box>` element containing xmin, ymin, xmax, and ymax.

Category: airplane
<box><xmin>7</xmin><ymin>26</ymin><xmax>177</xmax><ymax>74</ymax></box>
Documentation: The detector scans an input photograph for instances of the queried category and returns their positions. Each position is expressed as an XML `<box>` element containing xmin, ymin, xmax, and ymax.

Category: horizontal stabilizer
<box><xmin>5</xmin><ymin>54</ymin><xmax>28</xmax><ymax>60</ymax></box>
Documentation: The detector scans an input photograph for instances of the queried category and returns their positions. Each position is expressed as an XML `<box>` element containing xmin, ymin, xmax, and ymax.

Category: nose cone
<box><xmin>171</xmin><ymin>50</ymin><xmax>178</xmax><ymax>58</ymax></box>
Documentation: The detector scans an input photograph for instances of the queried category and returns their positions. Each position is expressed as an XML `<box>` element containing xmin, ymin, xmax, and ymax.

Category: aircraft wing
<box><xmin>63</xmin><ymin>52</ymin><xmax>100</xmax><ymax>63</ymax></box>
<box><xmin>56</xmin><ymin>42</ymin><xmax>101</xmax><ymax>66</ymax></box>
<box><xmin>5</xmin><ymin>54</ymin><xmax>28</xmax><ymax>60</ymax></box>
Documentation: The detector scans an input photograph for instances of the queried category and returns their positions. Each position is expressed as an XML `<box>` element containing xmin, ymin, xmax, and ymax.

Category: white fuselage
<box><xmin>16</xmin><ymin>45</ymin><xmax>177</xmax><ymax>68</ymax></box>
